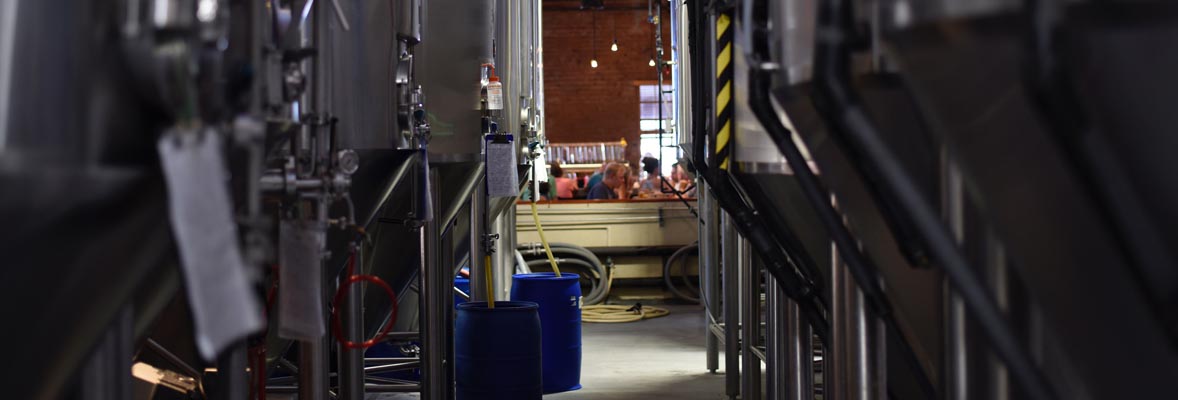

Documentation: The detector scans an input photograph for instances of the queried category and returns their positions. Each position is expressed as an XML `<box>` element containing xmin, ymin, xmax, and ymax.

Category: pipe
<box><xmin>529</xmin><ymin>201</ymin><xmax>561</xmax><ymax>276</ymax></box>
<box><xmin>809</xmin><ymin>0</ymin><xmax>1057</xmax><ymax>397</ymax></box>
<box><xmin>268</xmin><ymin>384</ymin><xmax>421</xmax><ymax>394</ymax></box>
<box><xmin>699</xmin><ymin>184</ymin><xmax>722</xmax><ymax>373</ymax></box>
<box><xmin>360</xmin><ymin>153</ymin><xmax>417</xmax><ymax>229</ymax></box>
<box><xmin>419</xmin><ymin>169</ymin><xmax>451</xmax><ymax>400</ymax></box>
<box><xmin>518</xmin><ymin>242</ymin><xmax>606</xmax><ymax>278</ymax></box>
<box><xmin>785</xmin><ymin>291</ymin><xmax>814</xmax><ymax>400</ymax></box>
<box><xmin>363</xmin><ymin>361</ymin><xmax>421</xmax><ymax>374</ymax></box>
<box><xmin>766</xmin><ymin>269</ymin><xmax>784</xmax><ymax>400</ymax></box>
<box><xmin>144</xmin><ymin>339</ymin><xmax>202</xmax><ymax>381</ymax></box>
<box><xmin>663</xmin><ymin>243</ymin><xmax>700</xmax><ymax>302</ymax></box>
<box><xmin>338</xmin><ymin>246</ymin><xmax>365</xmax><ymax>400</ymax></box>
<box><xmin>469</xmin><ymin>182</ymin><xmax>488</xmax><ymax>302</ymax></box>
<box><xmin>722</xmin><ymin>213</ymin><xmax>741</xmax><ymax>398</ymax></box>
<box><xmin>517</xmin><ymin>246</ymin><xmax>607</xmax><ymax>288</ymax></box>
<box><xmin>493</xmin><ymin>204</ymin><xmax>519</xmax><ymax>301</ymax></box>
<box><xmin>397</xmin><ymin>0</ymin><xmax>422</xmax><ymax>44</ymax></box>
<box><xmin>440</xmin><ymin>163</ymin><xmax>486</xmax><ymax>237</ymax></box>
<box><xmin>740</xmin><ymin>237</ymin><xmax>761</xmax><ymax>400</ymax></box>
<box><xmin>524</xmin><ymin>258</ymin><xmax>609</xmax><ymax>305</ymax></box>
<box><xmin>299</xmin><ymin>198</ymin><xmax>330</xmax><ymax>400</ymax></box>
<box><xmin>454</xmin><ymin>286</ymin><xmax>471</xmax><ymax>301</ymax></box>
<box><xmin>364</xmin><ymin>357</ymin><xmax>418</xmax><ymax>364</ymax></box>
<box><xmin>514</xmin><ymin>249</ymin><xmax>530</xmax><ymax>274</ymax></box>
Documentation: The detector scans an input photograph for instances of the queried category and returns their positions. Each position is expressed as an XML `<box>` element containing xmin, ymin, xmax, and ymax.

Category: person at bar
<box><xmin>551</xmin><ymin>162</ymin><xmax>577</xmax><ymax>200</ymax></box>
<box><xmin>638</xmin><ymin>157</ymin><xmax>673</xmax><ymax>197</ymax></box>
<box><xmin>579</xmin><ymin>162</ymin><xmax>609</xmax><ymax>198</ymax></box>
<box><xmin>586</xmin><ymin>162</ymin><xmax>629</xmax><ymax>200</ymax></box>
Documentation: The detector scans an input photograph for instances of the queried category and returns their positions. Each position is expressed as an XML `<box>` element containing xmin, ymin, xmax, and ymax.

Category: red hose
<box><xmin>331</xmin><ymin>253</ymin><xmax>399</xmax><ymax>350</ymax></box>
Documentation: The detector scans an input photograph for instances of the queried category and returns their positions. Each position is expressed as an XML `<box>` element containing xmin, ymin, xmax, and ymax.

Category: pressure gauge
<box><xmin>337</xmin><ymin>149</ymin><xmax>360</xmax><ymax>175</ymax></box>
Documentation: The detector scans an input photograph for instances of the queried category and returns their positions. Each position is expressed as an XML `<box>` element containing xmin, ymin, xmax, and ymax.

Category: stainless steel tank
<box><xmin>671</xmin><ymin>0</ymin><xmax>693</xmax><ymax>157</ymax></box>
<box><xmin>732</xmin><ymin>43</ymin><xmax>792</xmax><ymax>172</ymax></box>
<box><xmin>771</xmin><ymin>0</ymin><xmax>817</xmax><ymax>86</ymax></box>
<box><xmin>322</xmin><ymin>0</ymin><xmax>402</xmax><ymax>149</ymax></box>
<box><xmin>418</xmin><ymin>0</ymin><xmax>495</xmax><ymax>160</ymax></box>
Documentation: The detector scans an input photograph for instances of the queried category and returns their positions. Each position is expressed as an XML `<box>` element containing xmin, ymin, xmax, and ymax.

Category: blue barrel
<box><xmin>511</xmin><ymin>272</ymin><xmax>582</xmax><ymax>393</ymax></box>
<box><xmin>454</xmin><ymin>277</ymin><xmax>471</xmax><ymax>305</ymax></box>
<box><xmin>455</xmin><ymin>301</ymin><xmax>543</xmax><ymax>400</ymax></box>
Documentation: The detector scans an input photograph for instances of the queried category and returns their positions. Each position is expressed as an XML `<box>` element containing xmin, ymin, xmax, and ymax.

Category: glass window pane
<box><xmin>639</xmin><ymin>85</ymin><xmax>658</xmax><ymax>102</ymax></box>
<box><xmin>639</xmin><ymin>133</ymin><xmax>682</xmax><ymax>176</ymax></box>
<box><xmin>639</xmin><ymin>84</ymin><xmax>673</xmax><ymax>103</ymax></box>
<box><xmin>640</xmin><ymin>103</ymin><xmax>661</xmax><ymax>119</ymax></box>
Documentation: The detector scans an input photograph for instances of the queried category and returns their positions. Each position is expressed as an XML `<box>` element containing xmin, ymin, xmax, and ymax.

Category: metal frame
<box><xmin>722</xmin><ymin>212</ymin><xmax>741</xmax><ymax>399</ymax></box>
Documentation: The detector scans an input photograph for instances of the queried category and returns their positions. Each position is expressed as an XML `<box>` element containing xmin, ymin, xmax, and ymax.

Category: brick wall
<box><xmin>542</xmin><ymin>4</ymin><xmax>672</xmax><ymax>170</ymax></box>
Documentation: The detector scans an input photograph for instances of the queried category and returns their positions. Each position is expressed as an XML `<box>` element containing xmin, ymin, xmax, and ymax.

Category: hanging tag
<box><xmin>486</xmin><ymin>135</ymin><xmax>519</xmax><ymax>198</ymax></box>
<box><xmin>158</xmin><ymin>128</ymin><xmax>263</xmax><ymax>361</ymax></box>
<box><xmin>278</xmin><ymin>220</ymin><xmax>327</xmax><ymax>342</ymax></box>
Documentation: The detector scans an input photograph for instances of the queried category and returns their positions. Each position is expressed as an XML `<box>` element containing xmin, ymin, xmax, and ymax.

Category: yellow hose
<box><xmin>484</xmin><ymin>255</ymin><xmax>495</xmax><ymax>308</ymax></box>
<box><xmin>530</xmin><ymin>201</ymin><xmax>561</xmax><ymax>277</ymax></box>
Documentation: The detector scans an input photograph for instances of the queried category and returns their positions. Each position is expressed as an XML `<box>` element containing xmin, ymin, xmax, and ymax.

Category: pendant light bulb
<box><xmin>591</xmin><ymin>59</ymin><xmax>599</xmax><ymax>68</ymax></box>
<box><xmin>649</xmin><ymin>58</ymin><xmax>657</xmax><ymax>67</ymax></box>
<box><xmin>611</xmin><ymin>40</ymin><xmax>619</xmax><ymax>52</ymax></box>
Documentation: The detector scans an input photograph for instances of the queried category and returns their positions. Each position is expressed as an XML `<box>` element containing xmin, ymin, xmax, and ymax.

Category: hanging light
<box><xmin>649</xmin><ymin>58</ymin><xmax>656</xmax><ymax>67</ymax></box>
<box><xmin>610</xmin><ymin>18</ymin><xmax>619</xmax><ymax>51</ymax></box>
<box><xmin>590</xmin><ymin>10</ymin><xmax>600</xmax><ymax>68</ymax></box>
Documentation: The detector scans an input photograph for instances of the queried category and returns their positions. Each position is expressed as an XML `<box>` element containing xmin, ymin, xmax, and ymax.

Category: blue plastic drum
<box><xmin>455</xmin><ymin>301</ymin><xmax>543</xmax><ymax>400</ymax></box>
<box><xmin>511</xmin><ymin>272</ymin><xmax>583</xmax><ymax>393</ymax></box>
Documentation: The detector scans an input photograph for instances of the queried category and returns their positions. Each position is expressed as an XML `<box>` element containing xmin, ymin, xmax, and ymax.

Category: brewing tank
<box><xmin>323</xmin><ymin>0</ymin><xmax>402</xmax><ymax>149</ymax></box>
<box><xmin>418</xmin><ymin>0</ymin><xmax>495</xmax><ymax>161</ymax></box>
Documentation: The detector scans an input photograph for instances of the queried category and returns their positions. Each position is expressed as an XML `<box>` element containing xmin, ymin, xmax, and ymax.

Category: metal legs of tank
<box><xmin>722</xmin><ymin>212</ymin><xmax>741</xmax><ymax>399</ymax></box>
<box><xmin>767</xmin><ymin>269</ymin><xmax>813</xmax><ymax>400</ymax></box>
<box><xmin>829</xmin><ymin>244</ymin><xmax>886</xmax><ymax>400</ymax></box>
<box><xmin>338</xmin><ymin>245</ymin><xmax>366</xmax><ymax>400</ymax></box>
<box><xmin>767</xmin><ymin>270</ymin><xmax>785</xmax><ymax>400</ymax></box>
<box><xmin>740</xmin><ymin>237</ymin><xmax>761</xmax><ymax>400</ymax></box>
<box><xmin>468</xmin><ymin>183</ymin><xmax>488</xmax><ymax>302</ymax></box>
<box><xmin>492</xmin><ymin>206</ymin><xmax>517</xmax><ymax>301</ymax></box>
<box><xmin>299</xmin><ymin>253</ymin><xmax>330</xmax><ymax>400</ymax></box>
<box><xmin>785</xmin><ymin>296</ymin><xmax>815</xmax><ymax>400</ymax></box>
<box><xmin>421</xmin><ymin>169</ymin><xmax>454</xmax><ymax>400</ymax></box>
<box><xmin>699</xmin><ymin>184</ymin><xmax>722</xmax><ymax>374</ymax></box>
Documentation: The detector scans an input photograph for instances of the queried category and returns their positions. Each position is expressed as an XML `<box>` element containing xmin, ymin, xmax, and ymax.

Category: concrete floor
<box><xmin>368</xmin><ymin>304</ymin><xmax>728</xmax><ymax>400</ymax></box>
<box><xmin>545</xmin><ymin>304</ymin><xmax>726</xmax><ymax>400</ymax></box>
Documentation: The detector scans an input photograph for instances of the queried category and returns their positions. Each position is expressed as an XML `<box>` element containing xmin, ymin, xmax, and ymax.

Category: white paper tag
<box><xmin>278</xmin><ymin>220</ymin><xmax>326</xmax><ymax>342</ymax></box>
<box><xmin>486</xmin><ymin>137</ymin><xmax>520</xmax><ymax>198</ymax></box>
<box><xmin>158</xmin><ymin>128</ymin><xmax>263</xmax><ymax>361</ymax></box>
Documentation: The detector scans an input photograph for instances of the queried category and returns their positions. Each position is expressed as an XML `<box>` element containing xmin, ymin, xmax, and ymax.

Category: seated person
<box><xmin>670</xmin><ymin>161</ymin><xmax>697</xmax><ymax>197</ymax></box>
<box><xmin>550</xmin><ymin>162</ymin><xmax>577</xmax><ymax>199</ymax></box>
<box><xmin>586</xmin><ymin>162</ymin><xmax>629</xmax><ymax>200</ymax></box>
<box><xmin>638</xmin><ymin>157</ymin><xmax>672</xmax><ymax>197</ymax></box>
<box><xmin>578</xmin><ymin>163</ymin><xmax>608</xmax><ymax>198</ymax></box>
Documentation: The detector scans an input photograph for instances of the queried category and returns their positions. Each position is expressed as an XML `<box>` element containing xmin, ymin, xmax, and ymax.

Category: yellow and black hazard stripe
<box><xmin>713</xmin><ymin>11</ymin><xmax>734</xmax><ymax>171</ymax></box>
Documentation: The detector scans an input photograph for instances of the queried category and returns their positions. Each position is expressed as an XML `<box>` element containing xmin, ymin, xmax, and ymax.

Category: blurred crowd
<box><xmin>529</xmin><ymin>156</ymin><xmax>696</xmax><ymax>201</ymax></box>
